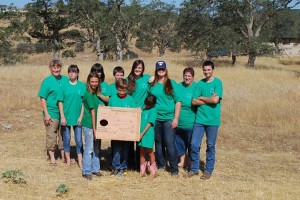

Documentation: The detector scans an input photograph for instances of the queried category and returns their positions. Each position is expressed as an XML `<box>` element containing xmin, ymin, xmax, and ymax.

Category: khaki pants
<box><xmin>45</xmin><ymin>119</ymin><xmax>63</xmax><ymax>150</ymax></box>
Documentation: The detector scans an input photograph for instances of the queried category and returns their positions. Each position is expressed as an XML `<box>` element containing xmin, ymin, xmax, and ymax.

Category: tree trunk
<box><xmin>53</xmin><ymin>39</ymin><xmax>61</xmax><ymax>60</ymax></box>
<box><xmin>247</xmin><ymin>52</ymin><xmax>256</xmax><ymax>68</ymax></box>
<box><xmin>159</xmin><ymin>46</ymin><xmax>164</xmax><ymax>57</ymax></box>
<box><xmin>231</xmin><ymin>52</ymin><xmax>236</xmax><ymax>65</ymax></box>
<box><xmin>116</xmin><ymin>34</ymin><xmax>122</xmax><ymax>61</ymax></box>
<box><xmin>96</xmin><ymin>38</ymin><xmax>103</xmax><ymax>61</ymax></box>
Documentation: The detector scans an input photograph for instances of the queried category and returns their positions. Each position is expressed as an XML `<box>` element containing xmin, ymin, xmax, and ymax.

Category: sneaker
<box><xmin>92</xmin><ymin>172</ymin><xmax>104</xmax><ymax>177</ymax></box>
<box><xmin>200</xmin><ymin>173</ymin><xmax>211</xmax><ymax>180</ymax></box>
<box><xmin>117</xmin><ymin>170</ymin><xmax>124</xmax><ymax>177</ymax></box>
<box><xmin>184</xmin><ymin>172</ymin><xmax>198</xmax><ymax>178</ymax></box>
<box><xmin>82</xmin><ymin>174</ymin><xmax>92</xmax><ymax>180</ymax></box>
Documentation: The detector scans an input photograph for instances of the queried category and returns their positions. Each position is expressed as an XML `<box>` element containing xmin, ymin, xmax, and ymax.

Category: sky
<box><xmin>1</xmin><ymin>0</ymin><xmax>299</xmax><ymax>9</ymax></box>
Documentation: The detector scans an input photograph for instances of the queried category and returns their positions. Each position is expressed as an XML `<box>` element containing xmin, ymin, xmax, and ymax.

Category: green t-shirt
<box><xmin>81</xmin><ymin>91</ymin><xmax>99</xmax><ymax>129</ymax></box>
<box><xmin>108</xmin><ymin>83</ymin><xmax>118</xmax><ymax>97</ymax></box>
<box><xmin>129</xmin><ymin>74</ymin><xmax>151</xmax><ymax>107</ymax></box>
<box><xmin>38</xmin><ymin>75</ymin><xmax>68</xmax><ymax>119</ymax></box>
<box><xmin>194</xmin><ymin>77</ymin><xmax>223</xmax><ymax>126</ymax></box>
<box><xmin>149</xmin><ymin>79</ymin><xmax>181</xmax><ymax>121</ymax></box>
<box><xmin>138</xmin><ymin>107</ymin><xmax>157</xmax><ymax>148</ymax></box>
<box><xmin>62</xmin><ymin>80</ymin><xmax>86</xmax><ymax>126</ymax></box>
<box><xmin>108</xmin><ymin>94</ymin><xmax>136</xmax><ymax>108</ymax></box>
<box><xmin>177</xmin><ymin>81</ymin><xmax>197</xmax><ymax>128</ymax></box>
<box><xmin>98</xmin><ymin>81</ymin><xmax>109</xmax><ymax>106</ymax></box>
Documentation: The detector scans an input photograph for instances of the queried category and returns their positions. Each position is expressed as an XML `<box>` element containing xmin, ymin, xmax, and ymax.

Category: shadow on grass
<box><xmin>66</xmin><ymin>142</ymin><xmax>139</xmax><ymax>171</ymax></box>
<box><xmin>51</xmin><ymin>145</ymin><xmax>208</xmax><ymax>173</ymax></box>
<box><xmin>175</xmin><ymin>57</ymin><xmax>234</xmax><ymax>68</ymax></box>
<box><xmin>255</xmin><ymin>64</ymin><xmax>300</xmax><ymax>78</ymax></box>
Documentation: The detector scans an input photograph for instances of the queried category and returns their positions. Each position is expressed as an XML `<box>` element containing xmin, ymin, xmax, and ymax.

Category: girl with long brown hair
<box><xmin>148</xmin><ymin>61</ymin><xmax>182</xmax><ymax>176</ymax></box>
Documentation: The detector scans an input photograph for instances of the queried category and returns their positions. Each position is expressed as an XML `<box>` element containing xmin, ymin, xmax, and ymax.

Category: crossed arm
<box><xmin>192</xmin><ymin>95</ymin><xmax>220</xmax><ymax>106</ymax></box>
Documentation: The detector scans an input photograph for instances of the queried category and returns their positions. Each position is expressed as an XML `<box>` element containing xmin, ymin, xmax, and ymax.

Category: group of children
<box><xmin>38</xmin><ymin>59</ymin><xmax>223</xmax><ymax>181</ymax></box>
<box><xmin>38</xmin><ymin>60</ymin><xmax>159</xmax><ymax>180</ymax></box>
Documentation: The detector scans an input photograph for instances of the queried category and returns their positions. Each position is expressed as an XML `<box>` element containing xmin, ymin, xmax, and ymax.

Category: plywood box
<box><xmin>96</xmin><ymin>106</ymin><xmax>141</xmax><ymax>141</ymax></box>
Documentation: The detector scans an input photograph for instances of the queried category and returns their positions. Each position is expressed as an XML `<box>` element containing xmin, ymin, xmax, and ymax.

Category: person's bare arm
<box><xmin>192</xmin><ymin>98</ymin><xmax>205</xmax><ymax>106</ymax></box>
<box><xmin>40</xmin><ymin>98</ymin><xmax>51</xmax><ymax>126</ymax></box>
<box><xmin>140</xmin><ymin>123</ymin><xmax>152</xmax><ymax>140</ymax></box>
<box><xmin>90</xmin><ymin>108</ymin><xmax>97</xmax><ymax>138</ymax></box>
<box><xmin>198</xmin><ymin>95</ymin><xmax>220</xmax><ymax>104</ymax></box>
<box><xmin>97</xmin><ymin>93</ymin><xmax>109</xmax><ymax>103</ymax></box>
<box><xmin>77</xmin><ymin>104</ymin><xmax>84</xmax><ymax>126</ymax></box>
<box><xmin>58</xmin><ymin>102</ymin><xmax>66</xmax><ymax>126</ymax></box>
<box><xmin>172</xmin><ymin>102</ymin><xmax>181</xmax><ymax>129</ymax></box>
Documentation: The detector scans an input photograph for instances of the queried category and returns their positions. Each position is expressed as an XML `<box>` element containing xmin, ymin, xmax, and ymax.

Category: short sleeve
<box><xmin>215</xmin><ymin>79</ymin><xmax>223</xmax><ymax>99</ymax></box>
<box><xmin>148</xmin><ymin>108</ymin><xmax>157</xmax><ymax>125</ymax></box>
<box><xmin>172</xmin><ymin>80</ymin><xmax>181</xmax><ymax>103</ymax></box>
<box><xmin>193</xmin><ymin>82</ymin><xmax>201</xmax><ymax>99</ymax></box>
<box><xmin>86</xmin><ymin>93</ymin><xmax>97</xmax><ymax>109</ymax></box>
<box><xmin>38</xmin><ymin>79</ymin><xmax>49</xmax><ymax>99</ymax></box>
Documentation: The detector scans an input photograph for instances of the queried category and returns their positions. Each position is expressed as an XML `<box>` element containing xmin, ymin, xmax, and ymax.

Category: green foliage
<box><xmin>136</xmin><ymin>0</ymin><xmax>180</xmax><ymax>56</ymax></box>
<box><xmin>0</xmin><ymin>9</ymin><xmax>28</xmax><ymax>65</ymax></box>
<box><xmin>1</xmin><ymin>170</ymin><xmax>27</xmax><ymax>184</ymax></box>
<box><xmin>34</xmin><ymin>42</ymin><xmax>53</xmax><ymax>53</ymax></box>
<box><xmin>74</xmin><ymin>42</ymin><xmax>85</xmax><ymax>52</ymax></box>
<box><xmin>262</xmin><ymin>9</ymin><xmax>298</xmax><ymax>46</ymax></box>
<box><xmin>107</xmin><ymin>0</ymin><xmax>142</xmax><ymax>60</ymax></box>
<box><xmin>135</xmin><ymin>36</ymin><xmax>153</xmax><ymax>53</ymax></box>
<box><xmin>16</xmin><ymin>43</ymin><xmax>35</xmax><ymax>54</ymax></box>
<box><xmin>56</xmin><ymin>184</ymin><xmax>69</xmax><ymax>196</ymax></box>
<box><xmin>0</xmin><ymin>39</ymin><xmax>25</xmax><ymax>65</ymax></box>
<box><xmin>177</xmin><ymin>0</ymin><xmax>298</xmax><ymax>67</ymax></box>
<box><xmin>25</xmin><ymin>0</ymin><xmax>74</xmax><ymax>59</ymax></box>
<box><xmin>66</xmin><ymin>0</ymin><xmax>113</xmax><ymax>59</ymax></box>
<box><xmin>124</xmin><ymin>50</ymin><xmax>138</xmax><ymax>59</ymax></box>
<box><xmin>62</xmin><ymin>50</ymin><xmax>76</xmax><ymax>58</ymax></box>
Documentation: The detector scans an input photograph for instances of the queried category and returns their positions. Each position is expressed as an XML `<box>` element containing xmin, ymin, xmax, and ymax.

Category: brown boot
<box><xmin>200</xmin><ymin>173</ymin><xmax>211</xmax><ymax>180</ymax></box>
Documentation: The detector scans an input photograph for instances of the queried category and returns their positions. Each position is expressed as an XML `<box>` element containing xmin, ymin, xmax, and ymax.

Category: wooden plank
<box><xmin>96</xmin><ymin>106</ymin><xmax>141</xmax><ymax>141</ymax></box>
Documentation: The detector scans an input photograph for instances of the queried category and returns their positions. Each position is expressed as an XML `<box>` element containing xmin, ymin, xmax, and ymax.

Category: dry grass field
<box><xmin>0</xmin><ymin>51</ymin><xmax>299</xmax><ymax>200</ymax></box>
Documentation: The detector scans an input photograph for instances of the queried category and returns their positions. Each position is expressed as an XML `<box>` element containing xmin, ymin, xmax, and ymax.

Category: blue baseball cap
<box><xmin>155</xmin><ymin>61</ymin><xmax>167</xmax><ymax>70</ymax></box>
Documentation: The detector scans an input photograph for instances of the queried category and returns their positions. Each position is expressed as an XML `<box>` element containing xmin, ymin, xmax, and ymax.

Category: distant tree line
<box><xmin>0</xmin><ymin>0</ymin><xmax>299</xmax><ymax>67</ymax></box>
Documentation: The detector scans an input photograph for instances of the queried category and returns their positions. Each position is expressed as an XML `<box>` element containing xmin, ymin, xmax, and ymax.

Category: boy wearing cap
<box><xmin>149</xmin><ymin>60</ymin><xmax>182</xmax><ymax>176</ymax></box>
<box><xmin>186</xmin><ymin>60</ymin><xmax>223</xmax><ymax>180</ymax></box>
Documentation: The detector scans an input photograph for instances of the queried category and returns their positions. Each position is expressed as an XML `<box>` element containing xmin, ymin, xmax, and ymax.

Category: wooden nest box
<box><xmin>96</xmin><ymin>106</ymin><xmax>141</xmax><ymax>141</ymax></box>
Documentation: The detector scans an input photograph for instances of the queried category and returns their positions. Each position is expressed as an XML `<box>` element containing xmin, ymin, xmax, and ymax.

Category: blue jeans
<box><xmin>82</xmin><ymin>126</ymin><xmax>100</xmax><ymax>175</ymax></box>
<box><xmin>155</xmin><ymin>120</ymin><xmax>178</xmax><ymax>174</ymax></box>
<box><xmin>111</xmin><ymin>140</ymin><xmax>130</xmax><ymax>170</ymax></box>
<box><xmin>189</xmin><ymin>123</ymin><xmax>219</xmax><ymax>174</ymax></box>
<box><xmin>175</xmin><ymin>127</ymin><xmax>193</xmax><ymax>157</ymax></box>
<box><xmin>62</xmin><ymin>125</ymin><xmax>83</xmax><ymax>154</ymax></box>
